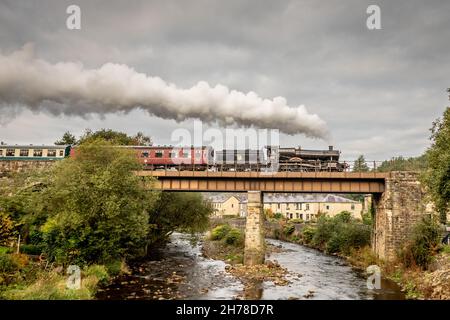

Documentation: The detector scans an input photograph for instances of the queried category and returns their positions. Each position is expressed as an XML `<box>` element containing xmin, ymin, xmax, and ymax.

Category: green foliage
<box><xmin>105</xmin><ymin>260</ymin><xmax>123</xmax><ymax>277</ymax></box>
<box><xmin>78</xmin><ymin>128</ymin><xmax>152</xmax><ymax>146</ymax></box>
<box><xmin>84</xmin><ymin>265</ymin><xmax>110</xmax><ymax>286</ymax></box>
<box><xmin>54</xmin><ymin>131</ymin><xmax>77</xmax><ymax>145</ymax></box>
<box><xmin>305</xmin><ymin>213</ymin><xmax>371</xmax><ymax>255</ymax></box>
<box><xmin>353</xmin><ymin>155</ymin><xmax>369</xmax><ymax>172</ymax></box>
<box><xmin>148</xmin><ymin>192</ymin><xmax>212</xmax><ymax>246</ymax></box>
<box><xmin>301</xmin><ymin>226</ymin><xmax>316</xmax><ymax>244</ymax></box>
<box><xmin>210</xmin><ymin>224</ymin><xmax>232</xmax><ymax>241</ymax></box>
<box><xmin>283</xmin><ymin>223</ymin><xmax>295</xmax><ymax>236</ymax></box>
<box><xmin>36</xmin><ymin>140</ymin><xmax>157</xmax><ymax>265</ymax></box>
<box><xmin>398</xmin><ymin>215</ymin><xmax>441</xmax><ymax>269</ymax></box>
<box><xmin>0</xmin><ymin>253</ymin><xmax>18</xmax><ymax>274</ymax></box>
<box><xmin>422</xmin><ymin>105</ymin><xmax>450</xmax><ymax>224</ymax></box>
<box><xmin>224</xmin><ymin>228</ymin><xmax>243</xmax><ymax>246</ymax></box>
<box><xmin>289</xmin><ymin>218</ymin><xmax>304</xmax><ymax>224</ymax></box>
<box><xmin>19</xmin><ymin>244</ymin><xmax>43</xmax><ymax>256</ymax></box>
<box><xmin>376</xmin><ymin>155</ymin><xmax>427</xmax><ymax>172</ymax></box>
<box><xmin>0</xmin><ymin>212</ymin><xmax>17</xmax><ymax>246</ymax></box>
<box><xmin>273</xmin><ymin>213</ymin><xmax>283</xmax><ymax>220</ymax></box>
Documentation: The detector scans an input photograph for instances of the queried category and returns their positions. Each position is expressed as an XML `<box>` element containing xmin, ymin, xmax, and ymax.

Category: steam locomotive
<box><xmin>0</xmin><ymin>144</ymin><xmax>347</xmax><ymax>172</ymax></box>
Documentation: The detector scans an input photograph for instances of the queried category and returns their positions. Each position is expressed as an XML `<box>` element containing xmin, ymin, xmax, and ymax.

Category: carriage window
<box><xmin>59</xmin><ymin>150</ymin><xmax>64</xmax><ymax>157</ymax></box>
<box><xmin>169</xmin><ymin>151</ymin><xmax>177</xmax><ymax>158</ymax></box>
<box><xmin>20</xmin><ymin>149</ymin><xmax>29</xmax><ymax>157</ymax></box>
<box><xmin>195</xmin><ymin>150</ymin><xmax>202</xmax><ymax>158</ymax></box>
<box><xmin>141</xmin><ymin>151</ymin><xmax>149</xmax><ymax>158</ymax></box>
<box><xmin>6</xmin><ymin>149</ymin><xmax>15</xmax><ymax>156</ymax></box>
<box><xmin>182</xmin><ymin>151</ymin><xmax>190</xmax><ymax>158</ymax></box>
<box><xmin>0</xmin><ymin>150</ymin><xmax>3</xmax><ymax>156</ymax></box>
<box><xmin>33</xmin><ymin>149</ymin><xmax>43</xmax><ymax>157</ymax></box>
<box><xmin>47</xmin><ymin>150</ymin><xmax>56</xmax><ymax>157</ymax></box>
<box><xmin>155</xmin><ymin>150</ymin><xmax>163</xmax><ymax>158</ymax></box>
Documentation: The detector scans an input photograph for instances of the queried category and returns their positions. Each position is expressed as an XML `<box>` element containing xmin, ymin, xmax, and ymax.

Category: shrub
<box><xmin>283</xmin><ymin>224</ymin><xmax>295</xmax><ymax>236</ymax></box>
<box><xmin>289</xmin><ymin>218</ymin><xmax>304</xmax><ymax>224</ymax></box>
<box><xmin>398</xmin><ymin>216</ymin><xmax>441</xmax><ymax>269</ymax></box>
<box><xmin>301</xmin><ymin>226</ymin><xmax>316</xmax><ymax>244</ymax></box>
<box><xmin>210</xmin><ymin>224</ymin><xmax>231</xmax><ymax>241</ymax></box>
<box><xmin>0</xmin><ymin>253</ymin><xmax>18</xmax><ymax>274</ymax></box>
<box><xmin>84</xmin><ymin>265</ymin><xmax>110</xmax><ymax>286</ymax></box>
<box><xmin>224</xmin><ymin>229</ymin><xmax>244</xmax><ymax>246</ymax></box>
<box><xmin>273</xmin><ymin>213</ymin><xmax>283</xmax><ymax>220</ymax></box>
<box><xmin>20</xmin><ymin>244</ymin><xmax>43</xmax><ymax>256</ymax></box>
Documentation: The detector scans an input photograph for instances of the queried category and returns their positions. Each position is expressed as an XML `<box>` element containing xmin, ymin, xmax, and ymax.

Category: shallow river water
<box><xmin>96</xmin><ymin>233</ymin><xmax>404</xmax><ymax>300</ymax></box>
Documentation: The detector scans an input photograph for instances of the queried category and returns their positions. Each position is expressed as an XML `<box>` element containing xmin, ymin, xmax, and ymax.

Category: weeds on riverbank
<box><xmin>202</xmin><ymin>224</ymin><xmax>244</xmax><ymax>264</ymax></box>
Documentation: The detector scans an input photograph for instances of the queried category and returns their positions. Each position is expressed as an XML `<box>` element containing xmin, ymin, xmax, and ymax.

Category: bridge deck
<box><xmin>137</xmin><ymin>171</ymin><xmax>389</xmax><ymax>193</ymax></box>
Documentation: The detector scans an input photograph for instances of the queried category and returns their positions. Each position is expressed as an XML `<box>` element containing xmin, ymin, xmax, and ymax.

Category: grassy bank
<box><xmin>0</xmin><ymin>249</ymin><xmax>126</xmax><ymax>300</ymax></box>
<box><xmin>266</xmin><ymin>213</ymin><xmax>450</xmax><ymax>300</ymax></box>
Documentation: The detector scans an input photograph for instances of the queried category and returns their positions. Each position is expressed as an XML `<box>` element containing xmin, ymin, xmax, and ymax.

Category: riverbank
<box><xmin>265</xmin><ymin>219</ymin><xmax>450</xmax><ymax>300</ymax></box>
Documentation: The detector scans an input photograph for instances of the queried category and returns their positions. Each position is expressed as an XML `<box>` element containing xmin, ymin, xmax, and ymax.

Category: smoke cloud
<box><xmin>0</xmin><ymin>44</ymin><xmax>329</xmax><ymax>138</ymax></box>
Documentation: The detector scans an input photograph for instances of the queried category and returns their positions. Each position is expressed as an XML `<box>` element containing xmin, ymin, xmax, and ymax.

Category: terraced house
<box><xmin>263</xmin><ymin>193</ymin><xmax>363</xmax><ymax>221</ymax></box>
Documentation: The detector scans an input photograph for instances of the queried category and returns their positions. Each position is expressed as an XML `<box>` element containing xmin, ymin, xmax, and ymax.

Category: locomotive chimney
<box><xmin>329</xmin><ymin>145</ymin><xmax>333</xmax><ymax>151</ymax></box>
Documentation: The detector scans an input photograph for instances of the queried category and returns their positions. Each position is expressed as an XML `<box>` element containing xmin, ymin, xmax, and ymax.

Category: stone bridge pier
<box><xmin>372</xmin><ymin>172</ymin><xmax>426</xmax><ymax>261</ymax></box>
<box><xmin>244</xmin><ymin>191</ymin><xmax>265</xmax><ymax>265</ymax></box>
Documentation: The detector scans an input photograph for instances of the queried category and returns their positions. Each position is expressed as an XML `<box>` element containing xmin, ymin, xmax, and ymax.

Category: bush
<box><xmin>301</xmin><ymin>226</ymin><xmax>316</xmax><ymax>244</ymax></box>
<box><xmin>289</xmin><ymin>218</ymin><xmax>304</xmax><ymax>224</ymax></box>
<box><xmin>283</xmin><ymin>224</ymin><xmax>295</xmax><ymax>236</ymax></box>
<box><xmin>210</xmin><ymin>224</ymin><xmax>231</xmax><ymax>241</ymax></box>
<box><xmin>84</xmin><ymin>265</ymin><xmax>110</xmax><ymax>286</ymax></box>
<box><xmin>224</xmin><ymin>229</ymin><xmax>243</xmax><ymax>246</ymax></box>
<box><xmin>273</xmin><ymin>213</ymin><xmax>283</xmax><ymax>220</ymax></box>
<box><xmin>308</xmin><ymin>213</ymin><xmax>371</xmax><ymax>254</ymax></box>
<box><xmin>20</xmin><ymin>244</ymin><xmax>43</xmax><ymax>256</ymax></box>
<box><xmin>0</xmin><ymin>253</ymin><xmax>18</xmax><ymax>274</ymax></box>
<box><xmin>398</xmin><ymin>216</ymin><xmax>441</xmax><ymax>269</ymax></box>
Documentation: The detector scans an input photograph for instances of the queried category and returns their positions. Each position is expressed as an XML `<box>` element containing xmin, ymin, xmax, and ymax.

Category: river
<box><xmin>96</xmin><ymin>233</ymin><xmax>405</xmax><ymax>300</ymax></box>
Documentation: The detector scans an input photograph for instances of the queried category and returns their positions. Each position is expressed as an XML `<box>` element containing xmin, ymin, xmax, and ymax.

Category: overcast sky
<box><xmin>0</xmin><ymin>0</ymin><xmax>449</xmax><ymax>160</ymax></box>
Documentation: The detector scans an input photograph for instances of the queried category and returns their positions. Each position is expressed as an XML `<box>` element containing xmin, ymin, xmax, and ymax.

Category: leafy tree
<box><xmin>147</xmin><ymin>192</ymin><xmax>212</xmax><ymax>247</ymax></box>
<box><xmin>54</xmin><ymin>131</ymin><xmax>77</xmax><ymax>145</ymax></box>
<box><xmin>78</xmin><ymin>129</ymin><xmax>152</xmax><ymax>146</ymax></box>
<box><xmin>376</xmin><ymin>155</ymin><xmax>427</xmax><ymax>172</ymax></box>
<box><xmin>353</xmin><ymin>155</ymin><xmax>369</xmax><ymax>172</ymax></box>
<box><xmin>422</xmin><ymin>101</ymin><xmax>450</xmax><ymax>224</ymax></box>
<box><xmin>38</xmin><ymin>140</ymin><xmax>159</xmax><ymax>265</ymax></box>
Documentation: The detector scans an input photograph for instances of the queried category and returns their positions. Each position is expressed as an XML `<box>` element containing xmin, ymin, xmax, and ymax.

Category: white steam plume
<box><xmin>0</xmin><ymin>44</ymin><xmax>329</xmax><ymax>138</ymax></box>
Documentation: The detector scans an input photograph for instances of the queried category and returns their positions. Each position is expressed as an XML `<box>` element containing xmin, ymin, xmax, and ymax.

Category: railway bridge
<box><xmin>138</xmin><ymin>170</ymin><xmax>425</xmax><ymax>265</ymax></box>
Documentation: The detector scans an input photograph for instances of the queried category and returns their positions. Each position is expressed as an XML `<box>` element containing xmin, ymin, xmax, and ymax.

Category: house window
<box><xmin>20</xmin><ymin>149</ymin><xmax>29</xmax><ymax>157</ymax></box>
<box><xmin>296</xmin><ymin>203</ymin><xmax>302</xmax><ymax>210</ymax></box>
<box><xmin>306</xmin><ymin>204</ymin><xmax>310</xmax><ymax>211</ymax></box>
<box><xmin>155</xmin><ymin>150</ymin><xmax>163</xmax><ymax>158</ymax></box>
<box><xmin>296</xmin><ymin>213</ymin><xmax>299</xmax><ymax>219</ymax></box>
<box><xmin>47</xmin><ymin>150</ymin><xmax>56</xmax><ymax>157</ymax></box>
<box><xmin>286</xmin><ymin>204</ymin><xmax>290</xmax><ymax>210</ymax></box>
<box><xmin>326</xmin><ymin>205</ymin><xmax>330</xmax><ymax>210</ymax></box>
<box><xmin>289</xmin><ymin>213</ymin><xmax>293</xmax><ymax>219</ymax></box>
<box><xmin>33</xmin><ymin>149</ymin><xmax>43</xmax><ymax>157</ymax></box>
<box><xmin>59</xmin><ymin>150</ymin><xmax>64</xmax><ymax>157</ymax></box>
<box><xmin>351</xmin><ymin>204</ymin><xmax>355</xmax><ymax>210</ymax></box>
<box><xmin>277</xmin><ymin>203</ymin><xmax>281</xmax><ymax>209</ymax></box>
<box><xmin>300</xmin><ymin>214</ymin><xmax>303</xmax><ymax>220</ymax></box>
<box><xmin>231</xmin><ymin>204</ymin><xmax>234</xmax><ymax>208</ymax></box>
<box><xmin>6</xmin><ymin>149</ymin><xmax>15</xmax><ymax>156</ymax></box>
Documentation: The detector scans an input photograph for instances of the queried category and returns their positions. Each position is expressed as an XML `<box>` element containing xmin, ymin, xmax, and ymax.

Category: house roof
<box><xmin>263</xmin><ymin>193</ymin><xmax>358</xmax><ymax>204</ymax></box>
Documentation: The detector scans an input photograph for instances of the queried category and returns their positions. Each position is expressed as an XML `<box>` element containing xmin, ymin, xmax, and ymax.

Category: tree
<box><xmin>422</xmin><ymin>98</ymin><xmax>450</xmax><ymax>224</ymax></box>
<box><xmin>54</xmin><ymin>131</ymin><xmax>77</xmax><ymax>145</ymax></box>
<box><xmin>77</xmin><ymin>129</ymin><xmax>152</xmax><ymax>146</ymax></box>
<box><xmin>38</xmin><ymin>140</ymin><xmax>159</xmax><ymax>265</ymax></box>
<box><xmin>147</xmin><ymin>192</ymin><xmax>212</xmax><ymax>247</ymax></box>
<box><xmin>353</xmin><ymin>155</ymin><xmax>369</xmax><ymax>172</ymax></box>
<box><xmin>376</xmin><ymin>155</ymin><xmax>428</xmax><ymax>172</ymax></box>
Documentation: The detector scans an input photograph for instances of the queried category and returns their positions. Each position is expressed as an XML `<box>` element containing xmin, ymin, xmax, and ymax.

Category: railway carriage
<box><xmin>0</xmin><ymin>145</ymin><xmax>71</xmax><ymax>160</ymax></box>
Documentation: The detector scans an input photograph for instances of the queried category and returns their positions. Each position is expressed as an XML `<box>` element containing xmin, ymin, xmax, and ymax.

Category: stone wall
<box><xmin>373</xmin><ymin>171</ymin><xmax>426</xmax><ymax>261</ymax></box>
<box><xmin>0</xmin><ymin>160</ymin><xmax>56</xmax><ymax>177</ymax></box>
<box><xmin>244</xmin><ymin>191</ymin><xmax>265</xmax><ymax>265</ymax></box>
